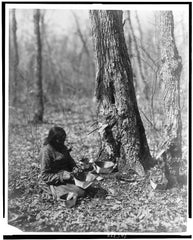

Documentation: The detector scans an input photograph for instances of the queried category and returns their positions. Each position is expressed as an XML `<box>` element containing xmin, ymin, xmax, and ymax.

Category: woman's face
<box><xmin>56</xmin><ymin>134</ymin><xmax>66</xmax><ymax>144</ymax></box>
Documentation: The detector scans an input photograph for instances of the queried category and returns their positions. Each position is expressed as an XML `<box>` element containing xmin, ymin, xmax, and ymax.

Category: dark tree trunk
<box><xmin>12</xmin><ymin>9</ymin><xmax>19</xmax><ymax>105</ymax></box>
<box><xmin>159</xmin><ymin>11</ymin><xmax>182</xmax><ymax>187</ymax></box>
<box><xmin>32</xmin><ymin>9</ymin><xmax>44</xmax><ymax>123</ymax></box>
<box><xmin>90</xmin><ymin>10</ymin><xmax>154</xmax><ymax>176</ymax></box>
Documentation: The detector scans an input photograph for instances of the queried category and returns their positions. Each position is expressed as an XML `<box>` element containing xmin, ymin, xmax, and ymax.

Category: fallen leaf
<box><xmin>150</xmin><ymin>179</ymin><xmax>157</xmax><ymax>190</ymax></box>
<box><xmin>111</xmin><ymin>204</ymin><xmax>120</xmax><ymax>210</ymax></box>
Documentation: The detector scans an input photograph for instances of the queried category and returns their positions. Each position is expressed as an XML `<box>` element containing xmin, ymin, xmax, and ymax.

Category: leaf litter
<box><xmin>8</xmin><ymin>97</ymin><xmax>188</xmax><ymax>232</ymax></box>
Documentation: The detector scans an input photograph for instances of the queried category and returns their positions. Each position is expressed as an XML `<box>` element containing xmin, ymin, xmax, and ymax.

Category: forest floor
<box><xmin>8</xmin><ymin>97</ymin><xmax>188</xmax><ymax>233</ymax></box>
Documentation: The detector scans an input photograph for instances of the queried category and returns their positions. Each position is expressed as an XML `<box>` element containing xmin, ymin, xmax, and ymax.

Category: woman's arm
<box><xmin>41</xmin><ymin>146</ymin><xmax>70</xmax><ymax>185</ymax></box>
<box><xmin>66</xmin><ymin>151</ymin><xmax>77</xmax><ymax>172</ymax></box>
<box><xmin>62</xmin><ymin>145</ymin><xmax>77</xmax><ymax>172</ymax></box>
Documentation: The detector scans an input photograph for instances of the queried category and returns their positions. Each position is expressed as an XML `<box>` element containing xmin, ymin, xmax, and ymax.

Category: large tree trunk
<box><xmin>159</xmin><ymin>11</ymin><xmax>182</xmax><ymax>187</ymax></box>
<box><xmin>89</xmin><ymin>10</ymin><xmax>154</xmax><ymax>176</ymax></box>
<box><xmin>32</xmin><ymin>9</ymin><xmax>44</xmax><ymax>123</ymax></box>
<box><xmin>11</xmin><ymin>9</ymin><xmax>19</xmax><ymax>105</ymax></box>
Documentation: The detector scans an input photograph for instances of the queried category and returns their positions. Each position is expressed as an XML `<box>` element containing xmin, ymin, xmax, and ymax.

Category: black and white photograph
<box><xmin>2</xmin><ymin>1</ymin><xmax>191</xmax><ymax>236</ymax></box>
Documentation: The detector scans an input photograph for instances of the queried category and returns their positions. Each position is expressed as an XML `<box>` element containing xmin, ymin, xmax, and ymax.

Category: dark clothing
<box><xmin>40</xmin><ymin>143</ymin><xmax>85</xmax><ymax>204</ymax></box>
<box><xmin>40</xmin><ymin>144</ymin><xmax>76</xmax><ymax>185</ymax></box>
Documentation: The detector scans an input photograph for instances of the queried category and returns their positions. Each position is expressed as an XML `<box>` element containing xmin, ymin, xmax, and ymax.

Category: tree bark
<box><xmin>33</xmin><ymin>9</ymin><xmax>44</xmax><ymax>123</ymax></box>
<box><xmin>90</xmin><ymin>10</ymin><xmax>154</xmax><ymax>176</ymax></box>
<box><xmin>159</xmin><ymin>11</ymin><xmax>182</xmax><ymax>187</ymax></box>
<box><xmin>12</xmin><ymin>9</ymin><xmax>19</xmax><ymax>104</ymax></box>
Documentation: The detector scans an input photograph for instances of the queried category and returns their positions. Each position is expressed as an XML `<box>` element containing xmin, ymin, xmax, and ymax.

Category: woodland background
<box><xmin>8</xmin><ymin>7</ymin><xmax>188</xmax><ymax>232</ymax></box>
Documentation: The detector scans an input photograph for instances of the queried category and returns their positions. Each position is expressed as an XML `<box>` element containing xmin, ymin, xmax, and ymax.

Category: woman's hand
<box><xmin>72</xmin><ymin>167</ymin><xmax>80</xmax><ymax>174</ymax></box>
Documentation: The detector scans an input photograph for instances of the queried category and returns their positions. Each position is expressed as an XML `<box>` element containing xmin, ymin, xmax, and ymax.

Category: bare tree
<box><xmin>32</xmin><ymin>9</ymin><xmax>44</xmax><ymax>123</ymax></box>
<box><xmin>72</xmin><ymin>11</ymin><xmax>96</xmax><ymax>87</ymax></box>
<box><xmin>89</xmin><ymin>10</ymin><xmax>155</xmax><ymax>176</ymax></box>
<box><xmin>72</xmin><ymin>11</ymin><xmax>90</xmax><ymax>57</ymax></box>
<box><xmin>158</xmin><ymin>11</ymin><xmax>183</xmax><ymax>187</ymax></box>
<box><xmin>127</xmin><ymin>11</ymin><xmax>150</xmax><ymax>101</ymax></box>
<box><xmin>11</xmin><ymin>9</ymin><xmax>19</xmax><ymax>104</ymax></box>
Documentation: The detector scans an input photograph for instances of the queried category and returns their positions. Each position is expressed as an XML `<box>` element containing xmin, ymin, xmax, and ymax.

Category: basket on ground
<box><xmin>73</xmin><ymin>171</ymin><xmax>97</xmax><ymax>189</ymax></box>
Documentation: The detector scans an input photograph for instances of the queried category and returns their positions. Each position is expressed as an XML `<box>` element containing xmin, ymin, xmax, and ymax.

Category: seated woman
<box><xmin>40</xmin><ymin>126</ymin><xmax>85</xmax><ymax>205</ymax></box>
